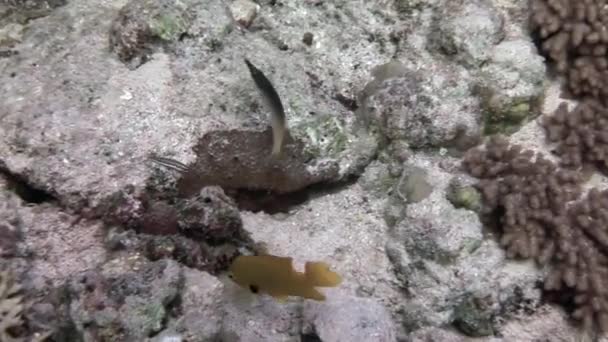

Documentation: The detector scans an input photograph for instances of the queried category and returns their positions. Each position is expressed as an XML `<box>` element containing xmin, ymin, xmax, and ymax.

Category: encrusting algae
<box><xmin>227</xmin><ymin>254</ymin><xmax>342</xmax><ymax>302</ymax></box>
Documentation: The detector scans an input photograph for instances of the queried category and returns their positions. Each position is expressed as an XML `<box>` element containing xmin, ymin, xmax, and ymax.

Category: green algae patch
<box><xmin>291</xmin><ymin>114</ymin><xmax>350</xmax><ymax>158</ymax></box>
<box><xmin>150</xmin><ymin>13</ymin><xmax>191</xmax><ymax>41</ymax></box>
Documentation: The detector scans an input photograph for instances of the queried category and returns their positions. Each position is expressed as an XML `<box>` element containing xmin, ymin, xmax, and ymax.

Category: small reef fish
<box><xmin>244</xmin><ymin>58</ymin><xmax>288</xmax><ymax>157</ymax></box>
<box><xmin>227</xmin><ymin>254</ymin><xmax>342</xmax><ymax>301</ymax></box>
<box><xmin>147</xmin><ymin>155</ymin><xmax>189</xmax><ymax>173</ymax></box>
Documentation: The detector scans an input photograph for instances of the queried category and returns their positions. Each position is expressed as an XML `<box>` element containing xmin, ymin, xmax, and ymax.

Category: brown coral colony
<box><xmin>531</xmin><ymin>0</ymin><xmax>608</xmax><ymax>100</ymax></box>
<box><xmin>461</xmin><ymin>0</ymin><xmax>608</xmax><ymax>333</ymax></box>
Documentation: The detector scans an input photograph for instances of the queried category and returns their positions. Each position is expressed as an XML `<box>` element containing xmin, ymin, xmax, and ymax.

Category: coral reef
<box><xmin>475</xmin><ymin>39</ymin><xmax>546</xmax><ymax>135</ymax></box>
<box><xmin>463</xmin><ymin>135</ymin><xmax>608</xmax><ymax>332</ymax></box>
<box><xmin>463</xmin><ymin>135</ymin><xmax>582</xmax><ymax>259</ymax></box>
<box><xmin>358</xmin><ymin>61</ymin><xmax>481</xmax><ymax>150</ymax></box>
<box><xmin>3</xmin><ymin>0</ymin><xmax>596</xmax><ymax>340</ymax></box>
<box><xmin>530</xmin><ymin>0</ymin><xmax>608</xmax><ymax>101</ymax></box>
<box><xmin>109</xmin><ymin>0</ymin><xmax>193</xmax><ymax>67</ymax></box>
<box><xmin>428</xmin><ymin>0</ymin><xmax>505</xmax><ymax>68</ymax></box>
<box><xmin>0</xmin><ymin>270</ymin><xmax>24</xmax><ymax>342</ymax></box>
<box><xmin>67</xmin><ymin>258</ymin><xmax>183</xmax><ymax>341</ymax></box>
<box><xmin>542</xmin><ymin>98</ymin><xmax>608</xmax><ymax>171</ymax></box>
<box><xmin>176</xmin><ymin>128</ymin><xmax>340</xmax><ymax>197</ymax></box>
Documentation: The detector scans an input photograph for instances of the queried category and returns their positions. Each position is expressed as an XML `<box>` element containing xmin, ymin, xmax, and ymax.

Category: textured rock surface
<box><xmin>0</xmin><ymin>0</ymin><xmax>595</xmax><ymax>340</ymax></box>
<box><xmin>0</xmin><ymin>0</ymin><xmax>382</xmax><ymax>223</ymax></box>
<box><xmin>477</xmin><ymin>39</ymin><xmax>547</xmax><ymax>135</ymax></box>
<box><xmin>302</xmin><ymin>293</ymin><xmax>397</xmax><ymax>342</ymax></box>
<box><xmin>429</xmin><ymin>0</ymin><xmax>505</xmax><ymax>67</ymax></box>
<box><xmin>68</xmin><ymin>257</ymin><xmax>183</xmax><ymax>341</ymax></box>
<box><xmin>409</xmin><ymin>305</ymin><xmax>586</xmax><ymax>341</ymax></box>
<box><xmin>165</xmin><ymin>268</ymin><xmax>224</xmax><ymax>341</ymax></box>
<box><xmin>387</xmin><ymin>155</ymin><xmax>484</xmax><ymax>263</ymax></box>
<box><xmin>239</xmin><ymin>184</ymin><xmax>404</xmax><ymax>337</ymax></box>
<box><xmin>359</xmin><ymin>61</ymin><xmax>481</xmax><ymax>150</ymax></box>
<box><xmin>385</xmin><ymin>154</ymin><xmax>542</xmax><ymax>334</ymax></box>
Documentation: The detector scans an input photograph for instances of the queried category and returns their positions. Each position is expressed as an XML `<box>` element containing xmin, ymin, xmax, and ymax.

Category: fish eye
<box><xmin>228</xmin><ymin>273</ymin><xmax>234</xmax><ymax>279</ymax></box>
<box><xmin>249</xmin><ymin>284</ymin><xmax>259</xmax><ymax>294</ymax></box>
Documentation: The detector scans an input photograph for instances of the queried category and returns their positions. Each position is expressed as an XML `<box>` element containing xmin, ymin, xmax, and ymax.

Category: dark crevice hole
<box><xmin>301</xmin><ymin>332</ymin><xmax>323</xmax><ymax>342</ymax></box>
<box><xmin>229</xmin><ymin>175</ymin><xmax>360</xmax><ymax>214</ymax></box>
<box><xmin>0</xmin><ymin>167</ymin><xmax>57</xmax><ymax>204</ymax></box>
<box><xmin>333</xmin><ymin>93</ymin><xmax>359</xmax><ymax>111</ymax></box>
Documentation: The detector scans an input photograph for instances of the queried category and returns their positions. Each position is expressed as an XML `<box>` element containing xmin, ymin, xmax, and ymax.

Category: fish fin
<box><xmin>244</xmin><ymin>58</ymin><xmax>288</xmax><ymax>159</ymax></box>
<box><xmin>300</xmin><ymin>286</ymin><xmax>326</xmax><ymax>301</ymax></box>
<box><xmin>148</xmin><ymin>155</ymin><xmax>189</xmax><ymax>173</ymax></box>
<box><xmin>266</xmin><ymin>255</ymin><xmax>294</xmax><ymax>269</ymax></box>
<box><xmin>271</xmin><ymin>142</ymin><xmax>282</xmax><ymax>157</ymax></box>
<box><xmin>252</xmin><ymin>242</ymin><xmax>270</xmax><ymax>256</ymax></box>
<box><xmin>304</xmin><ymin>262</ymin><xmax>342</xmax><ymax>287</ymax></box>
<box><xmin>274</xmin><ymin>295</ymin><xmax>289</xmax><ymax>303</ymax></box>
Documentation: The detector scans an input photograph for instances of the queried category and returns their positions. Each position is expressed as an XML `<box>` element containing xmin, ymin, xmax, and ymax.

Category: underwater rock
<box><xmin>476</xmin><ymin>39</ymin><xmax>546</xmax><ymax>135</ymax></box>
<box><xmin>360</xmin><ymin>61</ymin><xmax>481</xmax><ymax>150</ymax></box>
<box><xmin>409</xmin><ymin>304</ymin><xmax>583</xmax><ymax>341</ymax></box>
<box><xmin>396</xmin><ymin>166</ymin><xmax>434</xmax><ymax>204</ymax></box>
<box><xmin>446</xmin><ymin>178</ymin><xmax>482</xmax><ymax>212</ymax></box>
<box><xmin>220</xmin><ymin>292</ymin><xmax>303</xmax><ymax>342</ymax></box>
<box><xmin>0</xmin><ymin>0</ymin><xmax>386</xmax><ymax>230</ymax></box>
<box><xmin>165</xmin><ymin>268</ymin><xmax>224</xmax><ymax>341</ymax></box>
<box><xmin>386</xmin><ymin>155</ymin><xmax>483</xmax><ymax>263</ymax></box>
<box><xmin>7</xmin><ymin>190</ymin><xmax>107</xmax><ymax>289</ymax></box>
<box><xmin>452</xmin><ymin>296</ymin><xmax>494</xmax><ymax>337</ymax></box>
<box><xmin>0</xmin><ymin>178</ymin><xmax>22</xmax><ymax>258</ymax></box>
<box><xmin>139</xmin><ymin>200</ymin><xmax>180</xmax><ymax>236</ymax></box>
<box><xmin>359</xmin><ymin>160</ymin><xmax>399</xmax><ymax>198</ymax></box>
<box><xmin>229</xmin><ymin>0</ymin><xmax>259</xmax><ymax>28</ymax></box>
<box><xmin>428</xmin><ymin>0</ymin><xmax>505</xmax><ymax>68</ymax></box>
<box><xmin>105</xmin><ymin>227</ymin><xmax>239</xmax><ymax>276</ymax></box>
<box><xmin>0</xmin><ymin>0</ymin><xmax>561</xmax><ymax>340</ymax></box>
<box><xmin>175</xmin><ymin>128</ymin><xmax>341</xmax><ymax>196</ymax></box>
<box><xmin>385</xmin><ymin>154</ymin><xmax>541</xmax><ymax>330</ymax></box>
<box><xmin>68</xmin><ymin>257</ymin><xmax>183</xmax><ymax>341</ymax></box>
<box><xmin>302</xmin><ymin>293</ymin><xmax>397</xmax><ymax>342</ymax></box>
<box><xmin>109</xmin><ymin>0</ymin><xmax>230</xmax><ymax>68</ymax></box>
<box><xmin>239</xmin><ymin>182</ymin><xmax>404</xmax><ymax>336</ymax></box>
<box><xmin>0</xmin><ymin>0</ymin><xmax>67</xmax><ymax>25</ymax></box>
<box><xmin>0</xmin><ymin>22</ymin><xmax>24</xmax><ymax>47</ymax></box>
<box><xmin>393</xmin><ymin>0</ymin><xmax>432</xmax><ymax>17</ymax></box>
<box><xmin>176</xmin><ymin>186</ymin><xmax>243</xmax><ymax>243</ymax></box>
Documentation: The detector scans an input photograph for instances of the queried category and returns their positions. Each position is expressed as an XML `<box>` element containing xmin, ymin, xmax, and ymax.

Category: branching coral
<box><xmin>463</xmin><ymin>136</ymin><xmax>608</xmax><ymax>332</ymax></box>
<box><xmin>463</xmin><ymin>135</ymin><xmax>582</xmax><ymax>259</ymax></box>
<box><xmin>544</xmin><ymin>188</ymin><xmax>608</xmax><ymax>331</ymax></box>
<box><xmin>530</xmin><ymin>0</ymin><xmax>608</xmax><ymax>101</ymax></box>
<box><xmin>542</xmin><ymin>98</ymin><xmax>608</xmax><ymax>170</ymax></box>
<box><xmin>0</xmin><ymin>270</ymin><xmax>24</xmax><ymax>342</ymax></box>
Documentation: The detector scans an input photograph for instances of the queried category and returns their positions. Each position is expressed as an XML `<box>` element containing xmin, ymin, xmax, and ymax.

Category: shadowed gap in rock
<box><xmin>300</xmin><ymin>332</ymin><xmax>323</xmax><ymax>342</ymax></box>
<box><xmin>0</xmin><ymin>166</ymin><xmax>57</xmax><ymax>204</ymax></box>
<box><xmin>230</xmin><ymin>174</ymin><xmax>359</xmax><ymax>214</ymax></box>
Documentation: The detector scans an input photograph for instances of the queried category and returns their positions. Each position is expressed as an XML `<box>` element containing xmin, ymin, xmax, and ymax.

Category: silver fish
<box><xmin>148</xmin><ymin>155</ymin><xmax>189</xmax><ymax>173</ymax></box>
<box><xmin>244</xmin><ymin>58</ymin><xmax>288</xmax><ymax>157</ymax></box>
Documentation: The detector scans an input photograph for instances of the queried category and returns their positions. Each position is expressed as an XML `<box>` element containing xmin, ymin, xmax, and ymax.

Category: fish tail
<box><xmin>300</xmin><ymin>287</ymin><xmax>326</xmax><ymax>301</ymax></box>
<box><xmin>304</xmin><ymin>262</ymin><xmax>342</xmax><ymax>287</ymax></box>
<box><xmin>148</xmin><ymin>156</ymin><xmax>189</xmax><ymax>173</ymax></box>
<box><xmin>271</xmin><ymin>129</ymin><xmax>283</xmax><ymax>157</ymax></box>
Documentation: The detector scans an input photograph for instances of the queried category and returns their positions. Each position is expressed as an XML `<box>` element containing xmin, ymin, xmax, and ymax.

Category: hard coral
<box><xmin>542</xmin><ymin>98</ymin><xmax>608</xmax><ymax>171</ymax></box>
<box><xmin>463</xmin><ymin>135</ymin><xmax>608</xmax><ymax>332</ymax></box>
<box><xmin>530</xmin><ymin>0</ymin><xmax>608</xmax><ymax>101</ymax></box>
<box><xmin>463</xmin><ymin>135</ymin><xmax>582</xmax><ymax>259</ymax></box>
<box><xmin>0</xmin><ymin>270</ymin><xmax>24</xmax><ymax>342</ymax></box>
<box><xmin>544</xmin><ymin>188</ymin><xmax>608</xmax><ymax>332</ymax></box>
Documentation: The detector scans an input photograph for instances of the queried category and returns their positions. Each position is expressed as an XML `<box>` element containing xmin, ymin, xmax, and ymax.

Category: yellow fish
<box><xmin>227</xmin><ymin>254</ymin><xmax>342</xmax><ymax>302</ymax></box>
